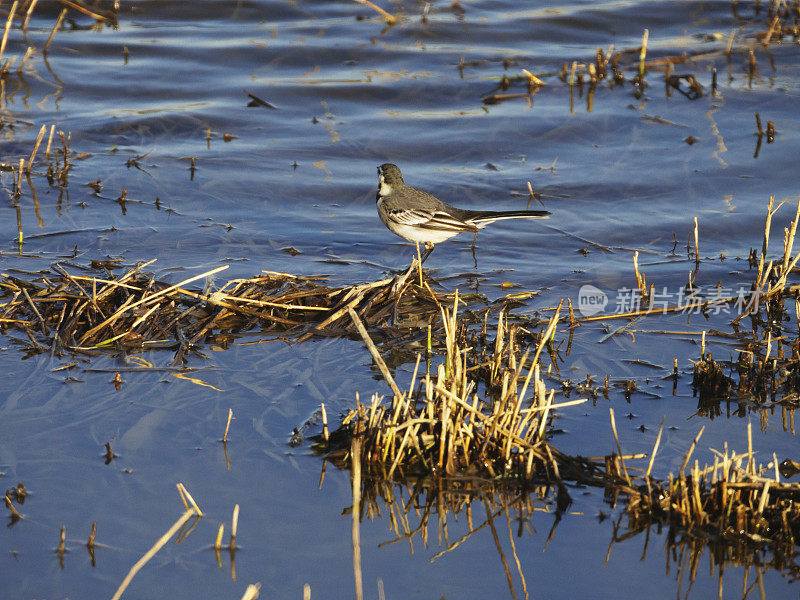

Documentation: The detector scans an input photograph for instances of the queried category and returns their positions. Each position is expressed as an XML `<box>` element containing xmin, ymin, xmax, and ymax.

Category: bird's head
<box><xmin>377</xmin><ymin>163</ymin><xmax>404</xmax><ymax>189</ymax></box>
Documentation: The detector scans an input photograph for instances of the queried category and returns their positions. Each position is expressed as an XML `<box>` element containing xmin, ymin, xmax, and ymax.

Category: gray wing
<box><xmin>388</xmin><ymin>208</ymin><xmax>479</xmax><ymax>233</ymax></box>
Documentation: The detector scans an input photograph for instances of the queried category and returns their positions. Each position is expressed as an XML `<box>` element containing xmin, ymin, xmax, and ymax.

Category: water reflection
<box><xmin>338</xmin><ymin>465</ymin><xmax>799</xmax><ymax>600</ymax></box>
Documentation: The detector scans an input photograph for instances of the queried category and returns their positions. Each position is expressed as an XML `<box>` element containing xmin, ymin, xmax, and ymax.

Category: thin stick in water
<box><xmin>645</xmin><ymin>416</ymin><xmax>665</xmax><ymax>478</ymax></box>
<box><xmin>0</xmin><ymin>1</ymin><xmax>19</xmax><ymax>64</ymax></box>
<box><xmin>45</xmin><ymin>124</ymin><xmax>55</xmax><ymax>159</ymax></box>
<box><xmin>352</xmin><ymin>0</ymin><xmax>397</xmax><ymax>24</ymax></box>
<box><xmin>351</xmin><ymin>436</ymin><xmax>363</xmax><ymax>600</ymax></box>
<box><xmin>321</xmin><ymin>402</ymin><xmax>329</xmax><ymax>443</ymax></box>
<box><xmin>222</xmin><ymin>408</ymin><xmax>233</xmax><ymax>442</ymax></box>
<box><xmin>110</xmin><ymin>507</ymin><xmax>200</xmax><ymax>600</ymax></box>
<box><xmin>348</xmin><ymin>307</ymin><xmax>403</xmax><ymax>398</ymax></box>
<box><xmin>609</xmin><ymin>408</ymin><xmax>631</xmax><ymax>485</ymax></box>
<box><xmin>230</xmin><ymin>504</ymin><xmax>239</xmax><ymax>549</ymax></box>
<box><xmin>23</xmin><ymin>0</ymin><xmax>39</xmax><ymax>31</ymax></box>
<box><xmin>26</xmin><ymin>124</ymin><xmax>47</xmax><ymax>172</ymax></box>
<box><xmin>638</xmin><ymin>29</ymin><xmax>649</xmax><ymax>80</ymax></box>
<box><xmin>240</xmin><ymin>584</ymin><xmax>261</xmax><ymax>600</ymax></box>
<box><xmin>44</xmin><ymin>8</ymin><xmax>67</xmax><ymax>54</ymax></box>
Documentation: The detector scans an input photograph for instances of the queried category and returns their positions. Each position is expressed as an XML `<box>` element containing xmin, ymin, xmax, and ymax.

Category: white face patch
<box><xmin>378</xmin><ymin>173</ymin><xmax>392</xmax><ymax>196</ymax></box>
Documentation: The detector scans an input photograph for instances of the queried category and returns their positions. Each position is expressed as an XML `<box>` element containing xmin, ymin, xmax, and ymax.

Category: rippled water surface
<box><xmin>2</xmin><ymin>1</ymin><xmax>800</xmax><ymax>598</ymax></box>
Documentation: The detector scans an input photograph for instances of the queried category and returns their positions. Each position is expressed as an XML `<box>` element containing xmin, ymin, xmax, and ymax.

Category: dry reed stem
<box><xmin>43</xmin><ymin>8</ymin><xmax>67</xmax><ymax>53</ymax></box>
<box><xmin>240</xmin><ymin>584</ymin><xmax>261</xmax><ymax>600</ymax></box>
<box><xmin>4</xmin><ymin>493</ymin><xmax>22</xmax><ymax>519</ymax></box>
<box><xmin>223</xmin><ymin>408</ymin><xmax>233</xmax><ymax>442</ymax></box>
<box><xmin>645</xmin><ymin>417</ymin><xmax>665</xmax><ymax>479</ymax></box>
<box><xmin>0</xmin><ymin>1</ymin><xmax>18</xmax><ymax>64</ymax></box>
<box><xmin>58</xmin><ymin>0</ymin><xmax>109</xmax><ymax>21</ymax></box>
<box><xmin>351</xmin><ymin>436</ymin><xmax>364</xmax><ymax>600</ymax></box>
<box><xmin>20</xmin><ymin>286</ymin><xmax>48</xmax><ymax>334</ymax></box>
<box><xmin>321</xmin><ymin>403</ymin><xmax>329</xmax><ymax>442</ymax></box>
<box><xmin>176</xmin><ymin>482</ymin><xmax>203</xmax><ymax>516</ymax></box>
<box><xmin>638</xmin><ymin>29</ymin><xmax>649</xmax><ymax>79</ymax></box>
<box><xmin>22</xmin><ymin>0</ymin><xmax>38</xmax><ymax>30</ymax></box>
<box><xmin>521</xmin><ymin>68</ymin><xmax>545</xmax><ymax>86</ymax></box>
<box><xmin>87</xmin><ymin>522</ymin><xmax>97</xmax><ymax>547</ymax></box>
<box><xmin>609</xmin><ymin>408</ymin><xmax>631</xmax><ymax>485</ymax></box>
<box><xmin>531</xmin><ymin>301</ymin><xmax>561</xmax><ymax>368</ymax></box>
<box><xmin>352</xmin><ymin>0</ymin><xmax>398</xmax><ymax>24</ymax></box>
<box><xmin>348</xmin><ymin>307</ymin><xmax>403</xmax><ymax>398</ymax></box>
<box><xmin>679</xmin><ymin>426</ymin><xmax>705</xmax><ymax>474</ymax></box>
<box><xmin>110</xmin><ymin>503</ymin><xmax>200</xmax><ymax>600</ymax></box>
<box><xmin>16</xmin><ymin>46</ymin><xmax>33</xmax><ymax>72</ymax></box>
<box><xmin>44</xmin><ymin>124</ymin><xmax>55</xmax><ymax>158</ymax></box>
<box><xmin>230</xmin><ymin>504</ymin><xmax>239</xmax><ymax>549</ymax></box>
<box><xmin>26</xmin><ymin>124</ymin><xmax>46</xmax><ymax>172</ymax></box>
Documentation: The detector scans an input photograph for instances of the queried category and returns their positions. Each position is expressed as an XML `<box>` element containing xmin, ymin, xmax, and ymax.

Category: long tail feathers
<box><xmin>467</xmin><ymin>210</ymin><xmax>550</xmax><ymax>227</ymax></box>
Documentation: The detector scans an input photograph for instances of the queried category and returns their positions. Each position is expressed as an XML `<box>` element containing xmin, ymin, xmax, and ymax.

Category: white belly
<box><xmin>384</xmin><ymin>219</ymin><xmax>462</xmax><ymax>244</ymax></box>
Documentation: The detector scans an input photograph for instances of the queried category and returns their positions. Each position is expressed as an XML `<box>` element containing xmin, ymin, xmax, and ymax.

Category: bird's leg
<box><xmin>420</xmin><ymin>242</ymin><xmax>436</xmax><ymax>264</ymax></box>
<box><xmin>470</xmin><ymin>232</ymin><xmax>478</xmax><ymax>269</ymax></box>
<box><xmin>415</xmin><ymin>241</ymin><xmax>424</xmax><ymax>287</ymax></box>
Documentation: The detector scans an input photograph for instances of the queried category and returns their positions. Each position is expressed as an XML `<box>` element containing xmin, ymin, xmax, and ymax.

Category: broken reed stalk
<box><xmin>321</xmin><ymin>402</ymin><xmax>329</xmax><ymax>443</ymax></box>
<box><xmin>222</xmin><ymin>408</ymin><xmax>233</xmax><ymax>442</ymax></box>
<box><xmin>693</xmin><ymin>217</ymin><xmax>699</xmax><ymax>262</ymax></box>
<box><xmin>176</xmin><ymin>482</ymin><xmax>203</xmax><ymax>516</ymax></box>
<box><xmin>45</xmin><ymin>125</ymin><xmax>55</xmax><ymax>159</ymax></box>
<box><xmin>229</xmin><ymin>504</ymin><xmax>239</xmax><ymax>549</ymax></box>
<box><xmin>16</xmin><ymin>45</ymin><xmax>33</xmax><ymax>73</ymax></box>
<box><xmin>240</xmin><ymin>584</ymin><xmax>261</xmax><ymax>600</ymax></box>
<box><xmin>638</xmin><ymin>29</ymin><xmax>649</xmax><ymax>80</ymax></box>
<box><xmin>87</xmin><ymin>522</ymin><xmax>97</xmax><ymax>548</ymax></box>
<box><xmin>4</xmin><ymin>491</ymin><xmax>22</xmax><ymax>519</ymax></box>
<box><xmin>110</xmin><ymin>485</ymin><xmax>202</xmax><ymax>600</ymax></box>
<box><xmin>26</xmin><ymin>125</ymin><xmax>47</xmax><ymax>173</ymax></box>
<box><xmin>351</xmin><ymin>436</ymin><xmax>364</xmax><ymax>600</ymax></box>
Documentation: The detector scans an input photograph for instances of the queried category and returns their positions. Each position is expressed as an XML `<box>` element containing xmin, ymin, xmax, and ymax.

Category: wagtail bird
<box><xmin>375</xmin><ymin>163</ymin><xmax>550</xmax><ymax>261</ymax></box>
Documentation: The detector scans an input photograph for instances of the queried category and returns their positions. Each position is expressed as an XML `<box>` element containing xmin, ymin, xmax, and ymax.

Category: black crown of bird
<box><xmin>375</xmin><ymin>163</ymin><xmax>550</xmax><ymax>261</ymax></box>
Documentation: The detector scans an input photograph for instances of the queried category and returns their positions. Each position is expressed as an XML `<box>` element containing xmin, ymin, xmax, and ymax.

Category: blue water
<box><xmin>1</xmin><ymin>1</ymin><xmax>799</xmax><ymax>598</ymax></box>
